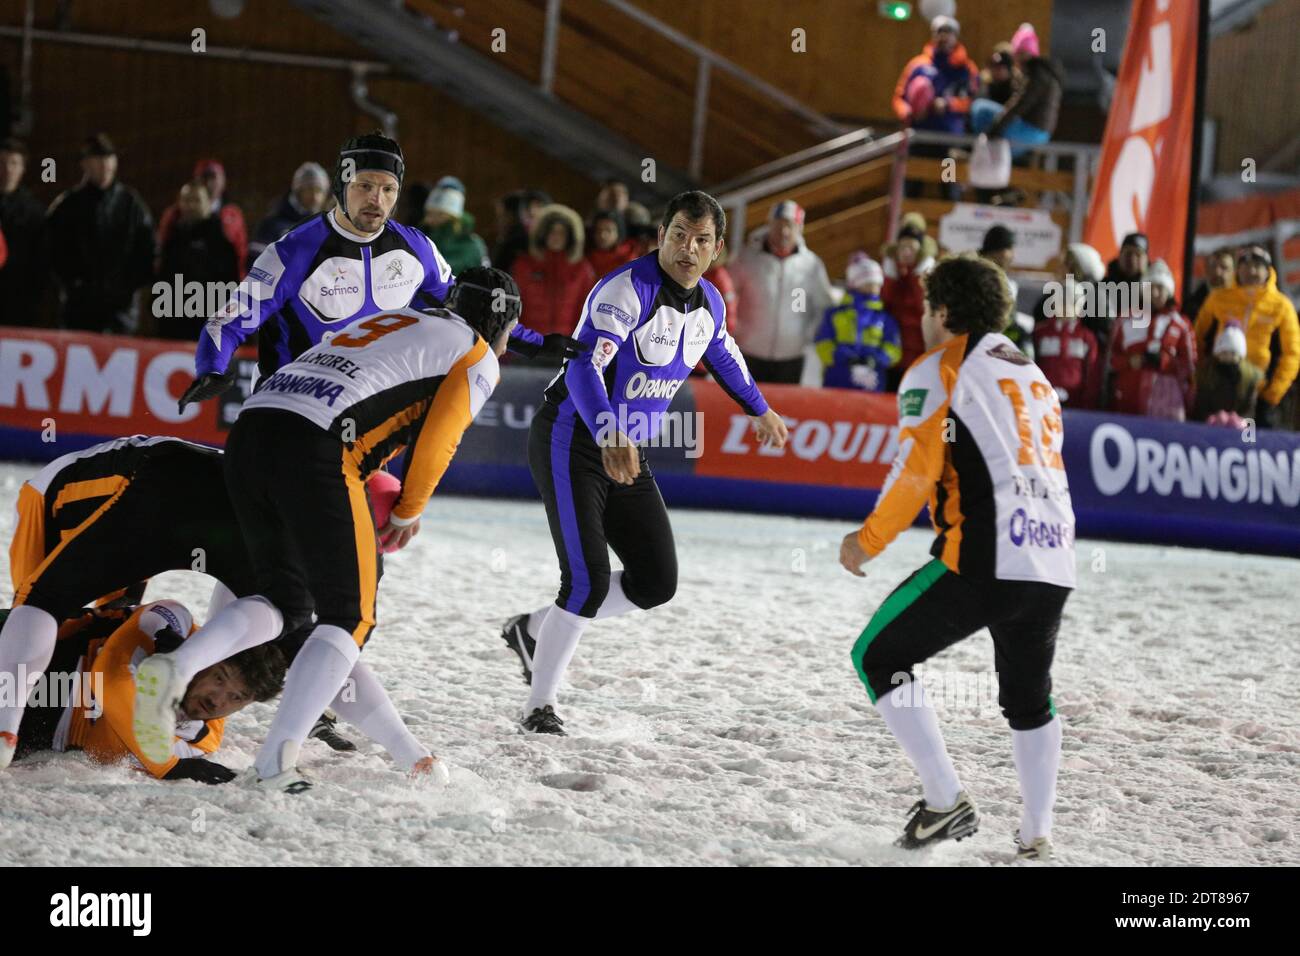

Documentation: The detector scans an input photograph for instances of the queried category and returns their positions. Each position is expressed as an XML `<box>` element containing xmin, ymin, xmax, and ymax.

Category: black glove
<box><xmin>513</xmin><ymin>333</ymin><xmax>587</xmax><ymax>361</ymax></box>
<box><xmin>1256</xmin><ymin>401</ymin><xmax>1278</xmax><ymax>429</ymax></box>
<box><xmin>164</xmin><ymin>758</ymin><xmax>238</xmax><ymax>785</ymax></box>
<box><xmin>177</xmin><ymin>366</ymin><xmax>238</xmax><ymax>414</ymax></box>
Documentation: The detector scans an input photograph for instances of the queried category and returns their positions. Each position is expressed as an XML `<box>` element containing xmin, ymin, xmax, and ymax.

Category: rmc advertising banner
<box><xmin>1</xmin><ymin>328</ymin><xmax>1296</xmax><ymax>556</ymax></box>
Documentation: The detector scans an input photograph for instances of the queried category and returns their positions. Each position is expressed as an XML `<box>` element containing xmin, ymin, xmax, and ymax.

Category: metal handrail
<box><xmin>599</xmin><ymin>0</ymin><xmax>850</xmax><ymax>140</ymax></box>
<box><xmin>531</xmin><ymin>0</ymin><xmax>852</xmax><ymax>180</ymax></box>
<box><xmin>714</xmin><ymin>132</ymin><xmax>909</xmax><ymax>249</ymax></box>
<box><xmin>709</xmin><ymin>127</ymin><xmax>875</xmax><ymax>196</ymax></box>
<box><xmin>0</xmin><ymin>24</ymin><xmax>392</xmax><ymax>73</ymax></box>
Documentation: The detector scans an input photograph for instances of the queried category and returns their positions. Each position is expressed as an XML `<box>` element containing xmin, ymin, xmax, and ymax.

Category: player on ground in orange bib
<box><xmin>133</xmin><ymin>268</ymin><xmax>517</xmax><ymax>792</ymax></box>
<box><xmin>838</xmin><ymin>255</ymin><xmax>1075</xmax><ymax>860</ymax></box>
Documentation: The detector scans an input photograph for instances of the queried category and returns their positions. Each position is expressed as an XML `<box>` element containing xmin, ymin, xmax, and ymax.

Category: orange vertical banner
<box><xmin>1084</xmin><ymin>0</ymin><xmax>1204</xmax><ymax>292</ymax></box>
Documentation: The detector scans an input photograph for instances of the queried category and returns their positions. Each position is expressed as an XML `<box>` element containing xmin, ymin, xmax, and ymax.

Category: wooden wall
<box><xmin>637</xmin><ymin>0</ymin><xmax>1056</xmax><ymax>124</ymax></box>
<box><xmin>1</xmin><ymin>0</ymin><xmax>601</xmax><ymax>232</ymax></box>
<box><xmin>1206</xmin><ymin>0</ymin><xmax>1300</xmax><ymax>176</ymax></box>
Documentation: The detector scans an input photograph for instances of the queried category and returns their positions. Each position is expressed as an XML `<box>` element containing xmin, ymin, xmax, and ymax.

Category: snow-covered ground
<box><xmin>1</xmin><ymin>461</ymin><xmax>1296</xmax><ymax>866</ymax></box>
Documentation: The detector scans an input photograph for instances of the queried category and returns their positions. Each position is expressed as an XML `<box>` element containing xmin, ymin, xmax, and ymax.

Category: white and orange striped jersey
<box><xmin>859</xmin><ymin>331</ymin><xmax>1076</xmax><ymax>588</ymax></box>
<box><xmin>241</xmin><ymin>306</ymin><xmax>499</xmax><ymax>524</ymax></box>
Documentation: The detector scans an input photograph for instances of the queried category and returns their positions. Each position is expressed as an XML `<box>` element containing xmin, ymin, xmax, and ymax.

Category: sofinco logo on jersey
<box><xmin>1008</xmin><ymin>508</ymin><xmax>1074</xmax><ymax>549</ymax></box>
<box><xmin>624</xmin><ymin>371</ymin><xmax>684</xmax><ymax>401</ymax></box>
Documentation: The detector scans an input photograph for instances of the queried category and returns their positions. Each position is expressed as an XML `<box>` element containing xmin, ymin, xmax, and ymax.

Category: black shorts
<box><xmin>13</xmin><ymin>626</ymin><xmax>101</xmax><ymax>760</ymax></box>
<box><xmin>529</xmin><ymin>403</ymin><xmax>677</xmax><ymax>618</ymax></box>
<box><xmin>850</xmin><ymin>559</ymin><xmax>1070</xmax><ymax>731</ymax></box>
<box><xmin>15</xmin><ymin>442</ymin><xmax>258</xmax><ymax>621</ymax></box>
<box><xmin>224</xmin><ymin>409</ymin><xmax>380</xmax><ymax>647</ymax></box>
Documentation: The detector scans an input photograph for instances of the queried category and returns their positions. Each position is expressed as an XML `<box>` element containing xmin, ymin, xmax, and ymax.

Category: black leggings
<box><xmin>529</xmin><ymin>403</ymin><xmax>677</xmax><ymax>618</ymax></box>
<box><xmin>850</xmin><ymin>559</ymin><xmax>1070</xmax><ymax>731</ymax></box>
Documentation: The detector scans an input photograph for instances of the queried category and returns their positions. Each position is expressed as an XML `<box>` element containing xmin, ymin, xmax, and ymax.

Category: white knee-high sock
<box><xmin>1012</xmin><ymin>715</ymin><xmax>1062</xmax><ymax>842</ymax></box>
<box><xmin>330</xmin><ymin>659</ymin><xmax>428</xmax><ymax>769</ymax></box>
<box><xmin>525</xmin><ymin>605</ymin><xmax>590</xmax><ymax>712</ymax></box>
<box><xmin>169</xmin><ymin>596</ymin><xmax>283</xmax><ymax>684</ymax></box>
<box><xmin>526</xmin><ymin>572</ymin><xmax>639</xmax><ymax>637</ymax></box>
<box><xmin>0</xmin><ymin>605</ymin><xmax>58</xmax><ymax>736</ymax></box>
<box><xmin>875</xmin><ymin>681</ymin><xmax>963</xmax><ymax>809</ymax></box>
<box><xmin>254</xmin><ymin>625</ymin><xmax>359</xmax><ymax>779</ymax></box>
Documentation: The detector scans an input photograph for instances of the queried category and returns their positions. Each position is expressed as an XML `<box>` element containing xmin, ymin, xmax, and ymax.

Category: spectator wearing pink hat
<box><xmin>157</xmin><ymin>157</ymin><xmax>249</xmax><ymax>275</ymax></box>
<box><xmin>815</xmin><ymin>252</ymin><xmax>901</xmax><ymax>391</ymax></box>
<box><xmin>969</xmin><ymin>23</ymin><xmax>1063</xmax><ymax>158</ymax></box>
<box><xmin>730</xmin><ymin>199</ymin><xmax>835</xmax><ymax>384</ymax></box>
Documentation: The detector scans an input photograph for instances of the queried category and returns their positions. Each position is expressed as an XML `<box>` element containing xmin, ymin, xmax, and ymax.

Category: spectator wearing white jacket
<box><xmin>730</xmin><ymin>200</ymin><xmax>836</xmax><ymax>384</ymax></box>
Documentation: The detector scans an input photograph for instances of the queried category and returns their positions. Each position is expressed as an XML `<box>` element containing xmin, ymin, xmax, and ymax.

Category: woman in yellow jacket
<box><xmin>1194</xmin><ymin>246</ymin><xmax>1300</xmax><ymax>428</ymax></box>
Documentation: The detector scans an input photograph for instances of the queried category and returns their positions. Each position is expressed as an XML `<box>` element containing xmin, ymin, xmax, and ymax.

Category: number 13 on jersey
<box><xmin>998</xmin><ymin>378</ymin><xmax>1065</xmax><ymax>471</ymax></box>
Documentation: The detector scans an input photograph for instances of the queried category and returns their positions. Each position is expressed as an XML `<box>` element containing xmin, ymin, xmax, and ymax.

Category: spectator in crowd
<box><xmin>511</xmin><ymin>203</ymin><xmax>594</xmax><ymax>346</ymax></box>
<box><xmin>0</xmin><ymin>138</ymin><xmax>47</xmax><ymax>326</ymax></box>
<box><xmin>158</xmin><ymin>158</ymin><xmax>247</xmax><ymax>275</ymax></box>
<box><xmin>978</xmin><ymin>44</ymin><xmax>1016</xmax><ymax>104</ymax></box>
<box><xmin>1032</xmin><ymin>242</ymin><xmax>1104</xmax><ymax>326</ymax></box>
<box><xmin>815</xmin><ymin>252</ymin><xmax>900</xmax><ymax>391</ymax></box>
<box><xmin>730</xmin><ymin>200</ymin><xmax>835</xmax><ymax>384</ymax></box>
<box><xmin>624</xmin><ymin>201</ymin><xmax>652</xmax><ymax>228</ymax></box>
<box><xmin>879</xmin><ymin>210</ymin><xmax>938</xmax><ymax>264</ymax></box>
<box><xmin>419</xmin><ymin>175</ymin><xmax>490</xmax><ymax>276</ymax></box>
<box><xmin>1183</xmin><ymin>247</ymin><xmax>1235</xmax><ymax>326</ymax></box>
<box><xmin>45</xmin><ymin>133</ymin><xmax>155</xmax><ymax>334</ymax></box>
<box><xmin>593</xmin><ymin>178</ymin><xmax>629</xmax><ymax>216</ymax></box>
<box><xmin>892</xmin><ymin>15</ymin><xmax>976</xmax><ymax>198</ymax></box>
<box><xmin>1107</xmin><ymin>260</ymin><xmax>1196</xmax><ymax>420</ymax></box>
<box><xmin>881</xmin><ymin>218</ymin><xmax>936</xmax><ymax>389</ymax></box>
<box><xmin>978</xmin><ymin>224</ymin><xmax>1034</xmax><ymax>357</ymax></box>
<box><xmin>970</xmin><ymin>24</ymin><xmax>1063</xmax><ymax>156</ymax></box>
<box><xmin>1193</xmin><ymin>245</ymin><xmax>1300</xmax><ymax>428</ymax></box>
<box><xmin>1034</xmin><ymin>277</ymin><xmax>1102</xmax><ymax>409</ymax></box>
<box><xmin>627</xmin><ymin>221</ymin><xmax>658</xmax><ymax>257</ymax></box>
<box><xmin>400</xmin><ymin>180</ymin><xmax>433</xmax><ymax>227</ymax></box>
<box><xmin>703</xmin><ymin>245</ymin><xmax>737</xmax><ymax>328</ymax></box>
<box><xmin>493</xmin><ymin>188</ymin><xmax>551</xmax><ymax>273</ymax></box>
<box><xmin>154</xmin><ymin>180</ymin><xmax>240</xmax><ymax>341</ymax></box>
<box><xmin>249</xmin><ymin>161</ymin><xmax>328</xmax><ymax>260</ymax></box>
<box><xmin>1193</xmin><ymin>322</ymin><xmax>1263</xmax><ymax>421</ymax></box>
<box><xmin>1092</xmin><ymin>231</ymin><xmax>1149</xmax><ymax>344</ymax></box>
<box><xmin>893</xmin><ymin>16</ymin><xmax>976</xmax><ymax>137</ymax></box>
<box><xmin>585</xmin><ymin>209</ymin><xmax>637</xmax><ymax>277</ymax></box>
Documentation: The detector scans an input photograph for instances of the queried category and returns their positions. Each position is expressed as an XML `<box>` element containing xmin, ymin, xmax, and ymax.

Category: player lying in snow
<box><xmin>1</xmin><ymin>601</ymin><xmax>284</xmax><ymax>782</ymax></box>
<box><xmin>0</xmin><ymin>435</ymin><xmax>427</xmax><ymax>769</ymax></box>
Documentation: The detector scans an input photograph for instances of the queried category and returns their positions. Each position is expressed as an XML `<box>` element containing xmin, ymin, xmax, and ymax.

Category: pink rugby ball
<box><xmin>368</xmin><ymin>471</ymin><xmax>403</xmax><ymax>552</ymax></box>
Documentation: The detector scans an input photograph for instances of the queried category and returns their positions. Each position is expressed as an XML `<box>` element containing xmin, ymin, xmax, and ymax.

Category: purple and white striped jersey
<box><xmin>543</xmin><ymin>254</ymin><xmax>768</xmax><ymax>444</ymax></box>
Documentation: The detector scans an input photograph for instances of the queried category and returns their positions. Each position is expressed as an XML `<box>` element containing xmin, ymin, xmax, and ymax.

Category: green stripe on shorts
<box><xmin>851</xmin><ymin>558</ymin><xmax>950</xmax><ymax>704</ymax></box>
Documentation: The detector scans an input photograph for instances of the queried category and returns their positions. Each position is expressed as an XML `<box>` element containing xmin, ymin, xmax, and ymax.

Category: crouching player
<box><xmin>134</xmin><ymin>267</ymin><xmax>519</xmax><ymax>791</ymax></box>
<box><xmin>838</xmin><ymin>255</ymin><xmax>1074</xmax><ymax>860</ymax></box>
<box><xmin>1</xmin><ymin>601</ymin><xmax>285</xmax><ymax>781</ymax></box>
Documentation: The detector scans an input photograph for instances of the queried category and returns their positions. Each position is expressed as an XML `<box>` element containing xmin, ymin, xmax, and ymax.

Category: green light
<box><xmin>879</xmin><ymin>1</ymin><xmax>912</xmax><ymax>20</ymax></box>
